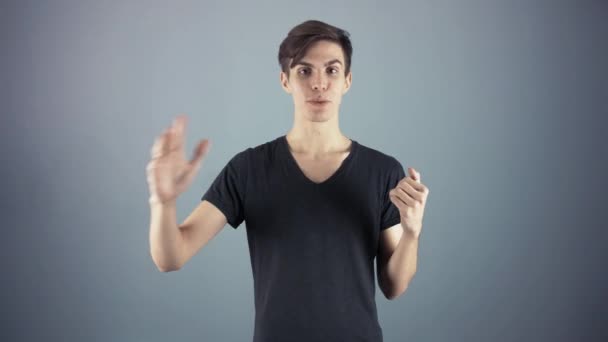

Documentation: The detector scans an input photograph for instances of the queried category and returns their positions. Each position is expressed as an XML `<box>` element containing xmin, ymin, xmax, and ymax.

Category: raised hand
<box><xmin>146</xmin><ymin>115</ymin><xmax>211</xmax><ymax>205</ymax></box>
<box><xmin>388</xmin><ymin>167</ymin><xmax>429</xmax><ymax>239</ymax></box>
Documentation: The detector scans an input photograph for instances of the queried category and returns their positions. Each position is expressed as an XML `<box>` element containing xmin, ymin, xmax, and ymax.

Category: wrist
<box><xmin>149</xmin><ymin>196</ymin><xmax>176</xmax><ymax>207</ymax></box>
<box><xmin>402</xmin><ymin>228</ymin><xmax>421</xmax><ymax>241</ymax></box>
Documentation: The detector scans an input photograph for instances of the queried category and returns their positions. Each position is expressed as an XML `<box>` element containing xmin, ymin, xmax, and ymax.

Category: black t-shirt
<box><xmin>201</xmin><ymin>135</ymin><xmax>405</xmax><ymax>342</ymax></box>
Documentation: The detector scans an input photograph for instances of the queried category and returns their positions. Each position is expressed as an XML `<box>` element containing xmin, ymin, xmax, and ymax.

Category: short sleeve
<box><xmin>201</xmin><ymin>150</ymin><xmax>248</xmax><ymax>229</ymax></box>
<box><xmin>380</xmin><ymin>158</ymin><xmax>406</xmax><ymax>231</ymax></box>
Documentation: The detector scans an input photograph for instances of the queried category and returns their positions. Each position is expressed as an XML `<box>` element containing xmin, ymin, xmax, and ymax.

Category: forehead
<box><xmin>297</xmin><ymin>40</ymin><xmax>345</xmax><ymax>66</ymax></box>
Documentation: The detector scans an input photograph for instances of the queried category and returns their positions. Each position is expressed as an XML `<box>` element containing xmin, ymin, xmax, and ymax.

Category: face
<box><xmin>280</xmin><ymin>40</ymin><xmax>352</xmax><ymax>122</ymax></box>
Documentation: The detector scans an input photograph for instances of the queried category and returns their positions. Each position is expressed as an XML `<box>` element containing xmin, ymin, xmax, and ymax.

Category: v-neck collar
<box><xmin>280</xmin><ymin>134</ymin><xmax>358</xmax><ymax>186</ymax></box>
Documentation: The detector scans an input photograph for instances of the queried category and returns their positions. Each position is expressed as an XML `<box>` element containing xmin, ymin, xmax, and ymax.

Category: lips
<box><xmin>308</xmin><ymin>99</ymin><xmax>330</xmax><ymax>104</ymax></box>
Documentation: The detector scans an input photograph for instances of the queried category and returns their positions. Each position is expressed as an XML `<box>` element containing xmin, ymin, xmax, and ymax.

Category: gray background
<box><xmin>2</xmin><ymin>0</ymin><xmax>607</xmax><ymax>341</ymax></box>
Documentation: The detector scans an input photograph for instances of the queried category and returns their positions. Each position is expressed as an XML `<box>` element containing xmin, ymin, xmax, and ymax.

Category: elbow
<box><xmin>385</xmin><ymin>285</ymin><xmax>407</xmax><ymax>301</ymax></box>
<box><xmin>383</xmin><ymin>291</ymin><xmax>396</xmax><ymax>301</ymax></box>
<box><xmin>381</xmin><ymin>282</ymin><xmax>402</xmax><ymax>301</ymax></box>
<box><xmin>387</xmin><ymin>286</ymin><xmax>407</xmax><ymax>300</ymax></box>
<box><xmin>384</xmin><ymin>273</ymin><xmax>416</xmax><ymax>300</ymax></box>
<box><xmin>151</xmin><ymin>253</ymin><xmax>182</xmax><ymax>272</ymax></box>
<box><xmin>156</xmin><ymin>264</ymin><xmax>181</xmax><ymax>272</ymax></box>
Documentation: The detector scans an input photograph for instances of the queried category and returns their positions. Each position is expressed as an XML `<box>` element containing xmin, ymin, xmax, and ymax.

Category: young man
<box><xmin>147</xmin><ymin>20</ymin><xmax>429</xmax><ymax>342</ymax></box>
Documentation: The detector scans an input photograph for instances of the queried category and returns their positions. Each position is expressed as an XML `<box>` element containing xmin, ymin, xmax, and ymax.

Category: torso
<box><xmin>285</xmin><ymin>134</ymin><xmax>353</xmax><ymax>184</ymax></box>
<box><xmin>290</xmin><ymin>151</ymin><xmax>351</xmax><ymax>184</ymax></box>
<box><xmin>201</xmin><ymin>135</ymin><xmax>404</xmax><ymax>341</ymax></box>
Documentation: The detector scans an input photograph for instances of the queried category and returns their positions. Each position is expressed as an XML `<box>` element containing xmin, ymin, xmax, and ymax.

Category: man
<box><xmin>147</xmin><ymin>19</ymin><xmax>429</xmax><ymax>342</ymax></box>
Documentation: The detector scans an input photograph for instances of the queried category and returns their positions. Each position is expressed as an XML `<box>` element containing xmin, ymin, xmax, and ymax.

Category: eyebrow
<box><xmin>296</xmin><ymin>59</ymin><xmax>343</xmax><ymax>68</ymax></box>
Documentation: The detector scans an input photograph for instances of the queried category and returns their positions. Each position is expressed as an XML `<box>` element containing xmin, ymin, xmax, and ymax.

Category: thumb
<box><xmin>180</xmin><ymin>139</ymin><xmax>211</xmax><ymax>187</ymax></box>
<box><xmin>190</xmin><ymin>139</ymin><xmax>211</xmax><ymax>169</ymax></box>
<box><xmin>408</xmin><ymin>167</ymin><xmax>421</xmax><ymax>182</ymax></box>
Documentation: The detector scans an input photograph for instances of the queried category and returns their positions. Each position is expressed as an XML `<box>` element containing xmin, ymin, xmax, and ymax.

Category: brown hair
<box><xmin>278</xmin><ymin>20</ymin><xmax>353</xmax><ymax>79</ymax></box>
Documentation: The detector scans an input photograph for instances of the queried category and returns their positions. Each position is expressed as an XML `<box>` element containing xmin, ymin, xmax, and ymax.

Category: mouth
<box><xmin>307</xmin><ymin>100</ymin><xmax>330</xmax><ymax>106</ymax></box>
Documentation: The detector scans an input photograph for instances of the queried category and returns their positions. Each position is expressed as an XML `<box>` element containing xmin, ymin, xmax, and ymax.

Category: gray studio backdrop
<box><xmin>2</xmin><ymin>0</ymin><xmax>606</xmax><ymax>341</ymax></box>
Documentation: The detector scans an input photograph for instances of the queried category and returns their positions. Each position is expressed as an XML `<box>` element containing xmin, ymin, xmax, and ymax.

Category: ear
<box><xmin>342</xmin><ymin>71</ymin><xmax>352</xmax><ymax>95</ymax></box>
<box><xmin>280</xmin><ymin>71</ymin><xmax>292</xmax><ymax>94</ymax></box>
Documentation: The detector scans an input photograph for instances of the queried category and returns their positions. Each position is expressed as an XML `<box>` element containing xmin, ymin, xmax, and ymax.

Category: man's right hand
<box><xmin>146</xmin><ymin>114</ymin><xmax>211</xmax><ymax>205</ymax></box>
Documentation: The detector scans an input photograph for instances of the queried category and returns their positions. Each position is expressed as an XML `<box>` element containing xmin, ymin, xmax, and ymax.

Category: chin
<box><xmin>306</xmin><ymin>111</ymin><xmax>333</xmax><ymax>122</ymax></box>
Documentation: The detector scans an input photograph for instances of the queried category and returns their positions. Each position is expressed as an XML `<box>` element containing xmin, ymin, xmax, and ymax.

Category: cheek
<box><xmin>294</xmin><ymin>81</ymin><xmax>306</xmax><ymax>90</ymax></box>
<box><xmin>292</xmin><ymin>87</ymin><xmax>307</xmax><ymax>98</ymax></box>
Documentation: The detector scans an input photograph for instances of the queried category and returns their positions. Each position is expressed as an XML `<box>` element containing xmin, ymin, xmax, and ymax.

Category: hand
<box><xmin>389</xmin><ymin>167</ymin><xmax>429</xmax><ymax>239</ymax></box>
<box><xmin>146</xmin><ymin>114</ymin><xmax>211</xmax><ymax>205</ymax></box>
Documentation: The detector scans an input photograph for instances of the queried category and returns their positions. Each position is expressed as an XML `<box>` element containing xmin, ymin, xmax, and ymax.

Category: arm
<box><xmin>378</xmin><ymin>166</ymin><xmax>427</xmax><ymax>299</ymax></box>
<box><xmin>149</xmin><ymin>199</ymin><xmax>228</xmax><ymax>272</ymax></box>
<box><xmin>149</xmin><ymin>200</ymin><xmax>181</xmax><ymax>272</ymax></box>
<box><xmin>377</xmin><ymin>223</ymin><xmax>419</xmax><ymax>300</ymax></box>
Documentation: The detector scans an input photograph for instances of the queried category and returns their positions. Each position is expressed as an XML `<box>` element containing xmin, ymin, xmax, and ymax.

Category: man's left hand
<box><xmin>389</xmin><ymin>167</ymin><xmax>429</xmax><ymax>239</ymax></box>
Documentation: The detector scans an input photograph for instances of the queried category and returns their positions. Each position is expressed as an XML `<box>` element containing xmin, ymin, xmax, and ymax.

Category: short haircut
<box><xmin>278</xmin><ymin>20</ymin><xmax>353</xmax><ymax>79</ymax></box>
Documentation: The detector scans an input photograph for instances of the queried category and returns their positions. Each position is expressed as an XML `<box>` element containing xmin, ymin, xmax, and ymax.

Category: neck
<box><xmin>285</xmin><ymin>120</ymin><xmax>351</xmax><ymax>158</ymax></box>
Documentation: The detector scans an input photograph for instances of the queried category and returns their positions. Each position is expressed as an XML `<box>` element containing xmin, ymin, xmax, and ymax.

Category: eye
<box><xmin>298</xmin><ymin>68</ymin><xmax>310</xmax><ymax>76</ymax></box>
<box><xmin>327</xmin><ymin>68</ymin><xmax>340</xmax><ymax>75</ymax></box>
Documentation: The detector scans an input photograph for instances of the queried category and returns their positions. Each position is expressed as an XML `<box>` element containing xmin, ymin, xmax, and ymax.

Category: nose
<box><xmin>311</xmin><ymin>73</ymin><xmax>328</xmax><ymax>91</ymax></box>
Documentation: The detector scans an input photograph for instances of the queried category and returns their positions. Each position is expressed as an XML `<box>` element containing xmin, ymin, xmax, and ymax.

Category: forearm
<box><xmin>149</xmin><ymin>199</ymin><xmax>184</xmax><ymax>271</ymax></box>
<box><xmin>385</xmin><ymin>229</ymin><xmax>419</xmax><ymax>297</ymax></box>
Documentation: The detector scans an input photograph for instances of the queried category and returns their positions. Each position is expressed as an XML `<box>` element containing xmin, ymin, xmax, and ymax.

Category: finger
<box><xmin>395</xmin><ymin>187</ymin><xmax>416</xmax><ymax>206</ymax></box>
<box><xmin>397</xmin><ymin>181</ymin><xmax>423</xmax><ymax>202</ymax></box>
<box><xmin>408</xmin><ymin>167</ymin><xmax>421</xmax><ymax>182</ymax></box>
<box><xmin>389</xmin><ymin>192</ymin><xmax>408</xmax><ymax>211</ymax></box>
<box><xmin>391</xmin><ymin>188</ymin><xmax>414</xmax><ymax>207</ymax></box>
<box><xmin>181</xmin><ymin>140</ymin><xmax>211</xmax><ymax>187</ymax></box>
<box><xmin>405</xmin><ymin>177</ymin><xmax>429</xmax><ymax>197</ymax></box>
<box><xmin>150</xmin><ymin>129</ymin><xmax>169</xmax><ymax>159</ymax></box>
<box><xmin>403</xmin><ymin>177</ymin><xmax>426</xmax><ymax>192</ymax></box>
<box><xmin>189</xmin><ymin>139</ymin><xmax>211</xmax><ymax>167</ymax></box>
<box><xmin>170</xmin><ymin>115</ymin><xmax>187</xmax><ymax>150</ymax></box>
<box><xmin>161</xmin><ymin>128</ymin><xmax>172</xmax><ymax>155</ymax></box>
<box><xmin>150</xmin><ymin>137</ymin><xmax>161</xmax><ymax>159</ymax></box>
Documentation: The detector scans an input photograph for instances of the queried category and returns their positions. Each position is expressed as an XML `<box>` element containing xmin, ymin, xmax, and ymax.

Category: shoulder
<box><xmin>355</xmin><ymin>139</ymin><xmax>403</xmax><ymax>171</ymax></box>
<box><xmin>229</xmin><ymin>135</ymin><xmax>283</xmax><ymax>166</ymax></box>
